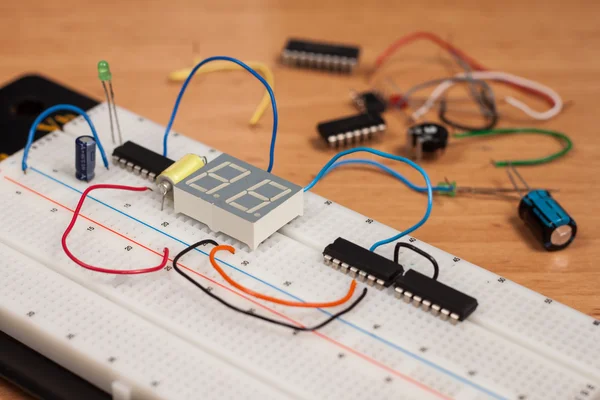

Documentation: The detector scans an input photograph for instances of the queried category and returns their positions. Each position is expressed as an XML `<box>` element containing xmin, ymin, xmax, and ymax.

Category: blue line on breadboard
<box><xmin>30</xmin><ymin>166</ymin><xmax>506</xmax><ymax>400</ymax></box>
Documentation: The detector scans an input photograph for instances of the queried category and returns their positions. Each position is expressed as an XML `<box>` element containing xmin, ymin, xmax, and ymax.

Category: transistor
<box><xmin>281</xmin><ymin>38</ymin><xmax>360</xmax><ymax>73</ymax></box>
<box><xmin>507</xmin><ymin>165</ymin><xmax>576</xmax><ymax>251</ymax></box>
<box><xmin>351</xmin><ymin>91</ymin><xmax>387</xmax><ymax>114</ymax></box>
<box><xmin>393</xmin><ymin>269</ymin><xmax>478</xmax><ymax>324</ymax></box>
<box><xmin>318</xmin><ymin>113</ymin><xmax>386</xmax><ymax>148</ymax></box>
<box><xmin>407</xmin><ymin>122</ymin><xmax>448</xmax><ymax>160</ymax></box>
<box><xmin>75</xmin><ymin>135</ymin><xmax>96</xmax><ymax>182</ymax></box>
<box><xmin>323</xmin><ymin>237</ymin><xmax>404</xmax><ymax>289</ymax></box>
<box><xmin>112</xmin><ymin>141</ymin><xmax>174</xmax><ymax>181</ymax></box>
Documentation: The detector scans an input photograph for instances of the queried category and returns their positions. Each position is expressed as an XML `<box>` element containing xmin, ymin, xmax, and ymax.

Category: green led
<box><xmin>97</xmin><ymin>60</ymin><xmax>112</xmax><ymax>81</ymax></box>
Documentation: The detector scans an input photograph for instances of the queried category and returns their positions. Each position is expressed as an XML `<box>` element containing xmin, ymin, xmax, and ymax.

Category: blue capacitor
<box><xmin>518</xmin><ymin>190</ymin><xmax>577</xmax><ymax>251</ymax></box>
<box><xmin>75</xmin><ymin>135</ymin><xmax>96</xmax><ymax>181</ymax></box>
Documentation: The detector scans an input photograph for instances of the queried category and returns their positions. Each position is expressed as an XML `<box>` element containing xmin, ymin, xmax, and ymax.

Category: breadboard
<box><xmin>0</xmin><ymin>103</ymin><xmax>598</xmax><ymax>400</ymax></box>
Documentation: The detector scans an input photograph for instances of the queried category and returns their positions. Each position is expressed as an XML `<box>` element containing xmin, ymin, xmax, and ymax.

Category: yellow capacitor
<box><xmin>156</xmin><ymin>153</ymin><xmax>207</xmax><ymax>210</ymax></box>
<box><xmin>158</xmin><ymin>153</ymin><xmax>206</xmax><ymax>186</ymax></box>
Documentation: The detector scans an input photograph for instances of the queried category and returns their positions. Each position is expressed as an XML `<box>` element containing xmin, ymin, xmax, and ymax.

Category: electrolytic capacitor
<box><xmin>507</xmin><ymin>165</ymin><xmax>576</xmax><ymax>251</ymax></box>
<box><xmin>75</xmin><ymin>135</ymin><xmax>96</xmax><ymax>182</ymax></box>
<box><xmin>407</xmin><ymin>122</ymin><xmax>448</xmax><ymax>160</ymax></box>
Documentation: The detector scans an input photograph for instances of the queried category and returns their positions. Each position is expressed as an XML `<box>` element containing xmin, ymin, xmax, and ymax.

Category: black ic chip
<box><xmin>112</xmin><ymin>141</ymin><xmax>174</xmax><ymax>181</ymax></box>
<box><xmin>317</xmin><ymin>113</ymin><xmax>386</xmax><ymax>148</ymax></box>
<box><xmin>323</xmin><ymin>237</ymin><xmax>404</xmax><ymax>289</ymax></box>
<box><xmin>281</xmin><ymin>38</ymin><xmax>360</xmax><ymax>73</ymax></box>
<box><xmin>394</xmin><ymin>269</ymin><xmax>478</xmax><ymax>323</ymax></box>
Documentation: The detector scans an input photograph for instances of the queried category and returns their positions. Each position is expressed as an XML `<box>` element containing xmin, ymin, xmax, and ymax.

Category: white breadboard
<box><xmin>0</xmin><ymin>103</ymin><xmax>598</xmax><ymax>400</ymax></box>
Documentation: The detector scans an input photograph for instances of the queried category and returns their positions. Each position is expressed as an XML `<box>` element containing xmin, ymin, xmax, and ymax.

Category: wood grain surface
<box><xmin>1</xmin><ymin>0</ymin><xmax>599</xmax><ymax>398</ymax></box>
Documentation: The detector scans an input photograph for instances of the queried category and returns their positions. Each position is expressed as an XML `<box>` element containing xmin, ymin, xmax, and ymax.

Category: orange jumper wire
<box><xmin>209</xmin><ymin>245</ymin><xmax>357</xmax><ymax>308</ymax></box>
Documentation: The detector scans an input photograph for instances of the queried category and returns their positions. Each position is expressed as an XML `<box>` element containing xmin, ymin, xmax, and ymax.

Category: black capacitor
<box><xmin>75</xmin><ymin>135</ymin><xmax>96</xmax><ymax>181</ymax></box>
<box><xmin>518</xmin><ymin>190</ymin><xmax>577</xmax><ymax>251</ymax></box>
<box><xmin>407</xmin><ymin>122</ymin><xmax>448</xmax><ymax>160</ymax></box>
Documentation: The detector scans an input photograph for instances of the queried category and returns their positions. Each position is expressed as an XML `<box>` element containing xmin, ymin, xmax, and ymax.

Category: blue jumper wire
<box><xmin>322</xmin><ymin>158</ymin><xmax>452</xmax><ymax>194</ymax></box>
<box><xmin>304</xmin><ymin>147</ymin><xmax>434</xmax><ymax>252</ymax></box>
<box><xmin>21</xmin><ymin>104</ymin><xmax>109</xmax><ymax>173</ymax></box>
<box><xmin>158</xmin><ymin>56</ymin><xmax>433</xmax><ymax>249</ymax></box>
<box><xmin>24</xmin><ymin>70</ymin><xmax>432</xmax><ymax>253</ymax></box>
<box><xmin>162</xmin><ymin>56</ymin><xmax>278</xmax><ymax>172</ymax></box>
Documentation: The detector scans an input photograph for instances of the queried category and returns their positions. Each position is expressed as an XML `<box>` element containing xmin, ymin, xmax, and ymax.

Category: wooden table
<box><xmin>1</xmin><ymin>1</ymin><xmax>599</xmax><ymax>398</ymax></box>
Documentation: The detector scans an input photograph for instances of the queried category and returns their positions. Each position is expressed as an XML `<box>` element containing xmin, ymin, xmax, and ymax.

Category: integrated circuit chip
<box><xmin>281</xmin><ymin>38</ymin><xmax>360</xmax><ymax>73</ymax></box>
<box><xmin>323</xmin><ymin>237</ymin><xmax>404</xmax><ymax>289</ymax></box>
<box><xmin>112</xmin><ymin>141</ymin><xmax>174</xmax><ymax>181</ymax></box>
<box><xmin>317</xmin><ymin>113</ymin><xmax>386</xmax><ymax>147</ymax></box>
<box><xmin>394</xmin><ymin>269</ymin><xmax>478</xmax><ymax>324</ymax></box>
<box><xmin>323</xmin><ymin>237</ymin><xmax>479</xmax><ymax>323</ymax></box>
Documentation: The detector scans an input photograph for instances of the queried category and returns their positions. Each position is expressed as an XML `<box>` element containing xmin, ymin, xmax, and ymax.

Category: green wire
<box><xmin>454</xmin><ymin>128</ymin><xmax>573</xmax><ymax>167</ymax></box>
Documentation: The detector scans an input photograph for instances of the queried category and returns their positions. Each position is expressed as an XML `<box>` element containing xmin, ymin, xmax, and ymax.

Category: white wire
<box><xmin>411</xmin><ymin>71</ymin><xmax>563</xmax><ymax>121</ymax></box>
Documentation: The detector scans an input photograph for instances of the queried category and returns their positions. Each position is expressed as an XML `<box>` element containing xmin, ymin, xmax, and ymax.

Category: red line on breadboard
<box><xmin>3</xmin><ymin>175</ymin><xmax>450</xmax><ymax>400</ymax></box>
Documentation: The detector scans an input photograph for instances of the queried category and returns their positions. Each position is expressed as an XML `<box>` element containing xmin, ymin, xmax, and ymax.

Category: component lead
<box><xmin>431</xmin><ymin>304</ymin><xmax>441</xmax><ymax>316</ymax></box>
<box><xmin>394</xmin><ymin>287</ymin><xmax>404</xmax><ymax>298</ymax></box>
<box><xmin>348</xmin><ymin>266</ymin><xmax>359</xmax><ymax>278</ymax></box>
<box><xmin>328</xmin><ymin>136</ymin><xmax>336</xmax><ymax>147</ymax></box>
<box><xmin>358</xmin><ymin>270</ymin><xmax>368</xmax><ymax>282</ymax></box>
<box><xmin>440</xmin><ymin>309</ymin><xmax>450</xmax><ymax>320</ymax></box>
<box><xmin>403</xmin><ymin>291</ymin><xmax>413</xmax><ymax>303</ymax></box>
<box><xmin>450</xmin><ymin>313</ymin><xmax>460</xmax><ymax>325</ymax></box>
<box><xmin>366</xmin><ymin>275</ymin><xmax>376</xmax><ymax>286</ymax></box>
<box><xmin>422</xmin><ymin>299</ymin><xmax>431</xmax><ymax>311</ymax></box>
<box><xmin>340</xmin><ymin>262</ymin><xmax>349</xmax><ymax>274</ymax></box>
<box><xmin>412</xmin><ymin>295</ymin><xmax>422</xmax><ymax>307</ymax></box>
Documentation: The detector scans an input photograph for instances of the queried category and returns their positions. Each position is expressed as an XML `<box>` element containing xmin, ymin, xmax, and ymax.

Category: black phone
<box><xmin>0</xmin><ymin>74</ymin><xmax>98</xmax><ymax>158</ymax></box>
